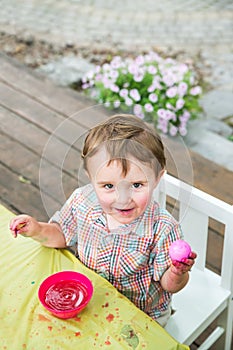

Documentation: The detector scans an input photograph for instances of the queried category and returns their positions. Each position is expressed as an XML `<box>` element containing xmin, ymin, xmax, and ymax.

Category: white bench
<box><xmin>153</xmin><ymin>174</ymin><xmax>233</xmax><ymax>350</ymax></box>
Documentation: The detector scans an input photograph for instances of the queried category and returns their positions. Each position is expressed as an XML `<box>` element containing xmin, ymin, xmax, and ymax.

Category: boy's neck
<box><xmin>106</xmin><ymin>214</ymin><xmax>123</xmax><ymax>231</ymax></box>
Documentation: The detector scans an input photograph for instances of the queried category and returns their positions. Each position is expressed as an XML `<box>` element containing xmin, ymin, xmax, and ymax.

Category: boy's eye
<box><xmin>132</xmin><ymin>183</ymin><xmax>142</xmax><ymax>189</ymax></box>
<box><xmin>104</xmin><ymin>184</ymin><xmax>114</xmax><ymax>189</ymax></box>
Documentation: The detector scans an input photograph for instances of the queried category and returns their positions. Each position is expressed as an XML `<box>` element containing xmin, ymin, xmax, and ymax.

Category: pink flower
<box><xmin>82</xmin><ymin>83</ymin><xmax>90</xmax><ymax>89</ymax></box>
<box><xmin>125</xmin><ymin>97</ymin><xmax>133</xmax><ymax>106</ymax></box>
<box><xmin>102</xmin><ymin>63</ymin><xmax>111</xmax><ymax>71</ymax></box>
<box><xmin>134</xmin><ymin>104</ymin><xmax>143</xmax><ymax>116</ymax></box>
<box><xmin>109</xmin><ymin>70</ymin><xmax>119</xmax><ymax>80</ymax></box>
<box><xmin>158</xmin><ymin>109</ymin><xmax>176</xmax><ymax>121</ymax></box>
<box><xmin>163</xmin><ymin>74</ymin><xmax>174</xmax><ymax>87</ymax></box>
<box><xmin>178</xmin><ymin>63</ymin><xmax>189</xmax><ymax>74</ymax></box>
<box><xmin>144</xmin><ymin>103</ymin><xmax>154</xmax><ymax>112</ymax></box>
<box><xmin>134</xmin><ymin>71</ymin><xmax>144</xmax><ymax>82</ymax></box>
<box><xmin>147</xmin><ymin>84</ymin><xmax>156</xmax><ymax>93</ymax></box>
<box><xmin>154</xmin><ymin>81</ymin><xmax>162</xmax><ymax>90</ymax></box>
<box><xmin>136</xmin><ymin>112</ymin><xmax>145</xmax><ymax>119</ymax></box>
<box><xmin>135</xmin><ymin>55</ymin><xmax>145</xmax><ymax>66</ymax></box>
<box><xmin>149</xmin><ymin>93</ymin><xmax>158</xmax><ymax>103</ymax></box>
<box><xmin>157</xmin><ymin>119</ymin><xmax>168</xmax><ymax>134</ymax></box>
<box><xmin>130</xmin><ymin>89</ymin><xmax>141</xmax><ymax>102</ymax></box>
<box><xmin>178</xmin><ymin>82</ymin><xmax>188</xmax><ymax>97</ymax></box>
<box><xmin>157</xmin><ymin>108</ymin><xmax>166</xmax><ymax>118</ymax></box>
<box><xmin>128</xmin><ymin>63</ymin><xmax>139</xmax><ymax>75</ymax></box>
<box><xmin>119</xmin><ymin>88</ymin><xmax>128</xmax><ymax>98</ymax></box>
<box><xmin>114</xmin><ymin>100</ymin><xmax>121</xmax><ymax>108</ymax></box>
<box><xmin>95</xmin><ymin>65</ymin><xmax>101</xmax><ymax>73</ymax></box>
<box><xmin>88</xmin><ymin>79</ymin><xmax>95</xmax><ymax>87</ymax></box>
<box><xmin>146</xmin><ymin>51</ymin><xmax>161</xmax><ymax>63</ymax></box>
<box><xmin>110</xmin><ymin>84</ymin><xmax>120</xmax><ymax>93</ymax></box>
<box><xmin>165</xmin><ymin>110</ymin><xmax>176</xmax><ymax>121</ymax></box>
<box><xmin>147</xmin><ymin>65</ymin><xmax>157</xmax><ymax>74</ymax></box>
<box><xmin>94</xmin><ymin>74</ymin><xmax>103</xmax><ymax>82</ymax></box>
<box><xmin>166</xmin><ymin>86</ymin><xmax>177</xmax><ymax>98</ymax></box>
<box><xmin>169</xmin><ymin>125</ymin><xmax>178</xmax><ymax>136</ymax></box>
<box><xmin>110</xmin><ymin>56</ymin><xmax>123</xmax><ymax>69</ymax></box>
<box><xmin>190</xmin><ymin>86</ymin><xmax>202</xmax><ymax>96</ymax></box>
<box><xmin>179</xmin><ymin>126</ymin><xmax>188</xmax><ymax>136</ymax></box>
<box><xmin>165</xmin><ymin>58</ymin><xmax>175</xmax><ymax>65</ymax></box>
<box><xmin>166</xmin><ymin>102</ymin><xmax>175</xmax><ymax>110</ymax></box>
<box><xmin>102</xmin><ymin>77</ymin><xmax>111</xmax><ymax>89</ymax></box>
<box><xmin>176</xmin><ymin>98</ymin><xmax>185</xmax><ymax>110</ymax></box>
<box><xmin>180</xmin><ymin>110</ymin><xmax>190</xmax><ymax>122</ymax></box>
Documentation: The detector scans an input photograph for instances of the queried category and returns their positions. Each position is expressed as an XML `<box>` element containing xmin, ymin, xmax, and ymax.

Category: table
<box><xmin>0</xmin><ymin>204</ymin><xmax>189</xmax><ymax>350</ymax></box>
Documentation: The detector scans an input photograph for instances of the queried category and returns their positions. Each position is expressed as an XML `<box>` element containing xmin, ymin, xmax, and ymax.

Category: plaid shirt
<box><xmin>50</xmin><ymin>184</ymin><xmax>183</xmax><ymax>320</ymax></box>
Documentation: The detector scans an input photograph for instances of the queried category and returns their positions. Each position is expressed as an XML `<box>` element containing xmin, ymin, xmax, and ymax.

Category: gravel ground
<box><xmin>0</xmin><ymin>31</ymin><xmax>207</xmax><ymax>87</ymax></box>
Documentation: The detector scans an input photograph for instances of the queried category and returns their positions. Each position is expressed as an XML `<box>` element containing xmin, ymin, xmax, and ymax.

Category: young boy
<box><xmin>9</xmin><ymin>114</ymin><xmax>196</xmax><ymax>326</ymax></box>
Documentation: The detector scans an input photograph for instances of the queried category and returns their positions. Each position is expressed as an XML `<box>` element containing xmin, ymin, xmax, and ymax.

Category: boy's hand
<box><xmin>171</xmin><ymin>251</ymin><xmax>197</xmax><ymax>275</ymax></box>
<box><xmin>9</xmin><ymin>215</ymin><xmax>40</xmax><ymax>238</ymax></box>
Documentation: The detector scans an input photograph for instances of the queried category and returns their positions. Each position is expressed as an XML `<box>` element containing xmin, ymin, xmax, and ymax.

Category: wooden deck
<box><xmin>0</xmin><ymin>53</ymin><xmax>232</xmax><ymax>348</ymax></box>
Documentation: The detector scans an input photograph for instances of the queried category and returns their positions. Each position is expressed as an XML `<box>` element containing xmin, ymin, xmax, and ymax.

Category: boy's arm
<box><xmin>160</xmin><ymin>265</ymin><xmax>189</xmax><ymax>293</ymax></box>
<box><xmin>9</xmin><ymin>215</ymin><xmax>66</xmax><ymax>248</ymax></box>
<box><xmin>32</xmin><ymin>222</ymin><xmax>66</xmax><ymax>248</ymax></box>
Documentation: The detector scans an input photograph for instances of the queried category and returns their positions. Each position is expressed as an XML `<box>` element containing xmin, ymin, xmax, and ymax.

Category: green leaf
<box><xmin>18</xmin><ymin>175</ymin><xmax>31</xmax><ymax>184</ymax></box>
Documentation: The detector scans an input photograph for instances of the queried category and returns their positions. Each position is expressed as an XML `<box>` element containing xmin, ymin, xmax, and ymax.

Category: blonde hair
<box><xmin>82</xmin><ymin>114</ymin><xmax>166</xmax><ymax>176</ymax></box>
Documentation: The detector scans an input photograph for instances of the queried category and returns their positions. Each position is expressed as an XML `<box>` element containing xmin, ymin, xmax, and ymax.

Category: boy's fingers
<box><xmin>189</xmin><ymin>251</ymin><xmax>197</xmax><ymax>259</ymax></box>
<box><xmin>172</xmin><ymin>259</ymin><xmax>194</xmax><ymax>273</ymax></box>
<box><xmin>9</xmin><ymin>218</ymin><xmax>28</xmax><ymax>237</ymax></box>
<box><xmin>10</xmin><ymin>221</ymin><xmax>25</xmax><ymax>232</ymax></box>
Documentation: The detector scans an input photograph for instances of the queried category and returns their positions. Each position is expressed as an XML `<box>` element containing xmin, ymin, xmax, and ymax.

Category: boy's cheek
<box><xmin>97</xmin><ymin>195</ymin><xmax>113</xmax><ymax>209</ymax></box>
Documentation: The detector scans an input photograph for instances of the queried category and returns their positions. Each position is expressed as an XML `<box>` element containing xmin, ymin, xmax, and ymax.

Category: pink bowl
<box><xmin>38</xmin><ymin>271</ymin><xmax>93</xmax><ymax>319</ymax></box>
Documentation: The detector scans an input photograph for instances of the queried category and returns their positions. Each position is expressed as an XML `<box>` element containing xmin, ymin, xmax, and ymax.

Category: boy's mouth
<box><xmin>115</xmin><ymin>208</ymin><xmax>134</xmax><ymax>215</ymax></box>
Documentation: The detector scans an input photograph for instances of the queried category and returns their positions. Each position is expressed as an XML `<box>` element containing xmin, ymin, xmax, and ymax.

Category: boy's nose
<box><xmin>116</xmin><ymin>181</ymin><xmax>131</xmax><ymax>206</ymax></box>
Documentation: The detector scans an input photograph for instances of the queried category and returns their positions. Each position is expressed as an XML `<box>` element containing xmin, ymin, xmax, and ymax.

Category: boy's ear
<box><xmin>158</xmin><ymin>169</ymin><xmax>166</xmax><ymax>180</ymax></box>
<box><xmin>154</xmin><ymin>169</ymin><xmax>166</xmax><ymax>188</ymax></box>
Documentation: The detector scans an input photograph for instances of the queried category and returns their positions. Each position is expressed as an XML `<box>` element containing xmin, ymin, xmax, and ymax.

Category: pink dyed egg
<box><xmin>169</xmin><ymin>240</ymin><xmax>191</xmax><ymax>262</ymax></box>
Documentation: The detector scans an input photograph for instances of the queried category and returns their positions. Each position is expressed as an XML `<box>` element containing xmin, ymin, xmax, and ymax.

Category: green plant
<box><xmin>82</xmin><ymin>52</ymin><xmax>202</xmax><ymax>136</ymax></box>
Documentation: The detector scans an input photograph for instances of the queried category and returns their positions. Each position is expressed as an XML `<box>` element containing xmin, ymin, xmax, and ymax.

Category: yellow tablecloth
<box><xmin>0</xmin><ymin>204</ymin><xmax>189</xmax><ymax>350</ymax></box>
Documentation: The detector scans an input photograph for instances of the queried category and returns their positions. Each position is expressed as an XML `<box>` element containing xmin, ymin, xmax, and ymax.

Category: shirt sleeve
<box><xmin>49</xmin><ymin>188</ymin><xmax>81</xmax><ymax>246</ymax></box>
<box><xmin>153</xmin><ymin>212</ymin><xmax>184</xmax><ymax>281</ymax></box>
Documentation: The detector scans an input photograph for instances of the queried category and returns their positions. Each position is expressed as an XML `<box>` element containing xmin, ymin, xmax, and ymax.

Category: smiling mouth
<box><xmin>115</xmin><ymin>208</ymin><xmax>134</xmax><ymax>215</ymax></box>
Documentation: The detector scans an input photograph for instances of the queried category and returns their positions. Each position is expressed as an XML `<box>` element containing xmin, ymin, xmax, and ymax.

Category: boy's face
<box><xmin>86</xmin><ymin>147</ymin><xmax>163</xmax><ymax>227</ymax></box>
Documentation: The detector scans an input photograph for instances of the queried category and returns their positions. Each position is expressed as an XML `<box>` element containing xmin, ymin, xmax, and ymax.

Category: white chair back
<box><xmin>154</xmin><ymin>174</ymin><xmax>233</xmax><ymax>349</ymax></box>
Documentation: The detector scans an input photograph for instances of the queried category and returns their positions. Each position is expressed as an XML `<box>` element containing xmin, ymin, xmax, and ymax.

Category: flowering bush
<box><xmin>82</xmin><ymin>52</ymin><xmax>202</xmax><ymax>136</ymax></box>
